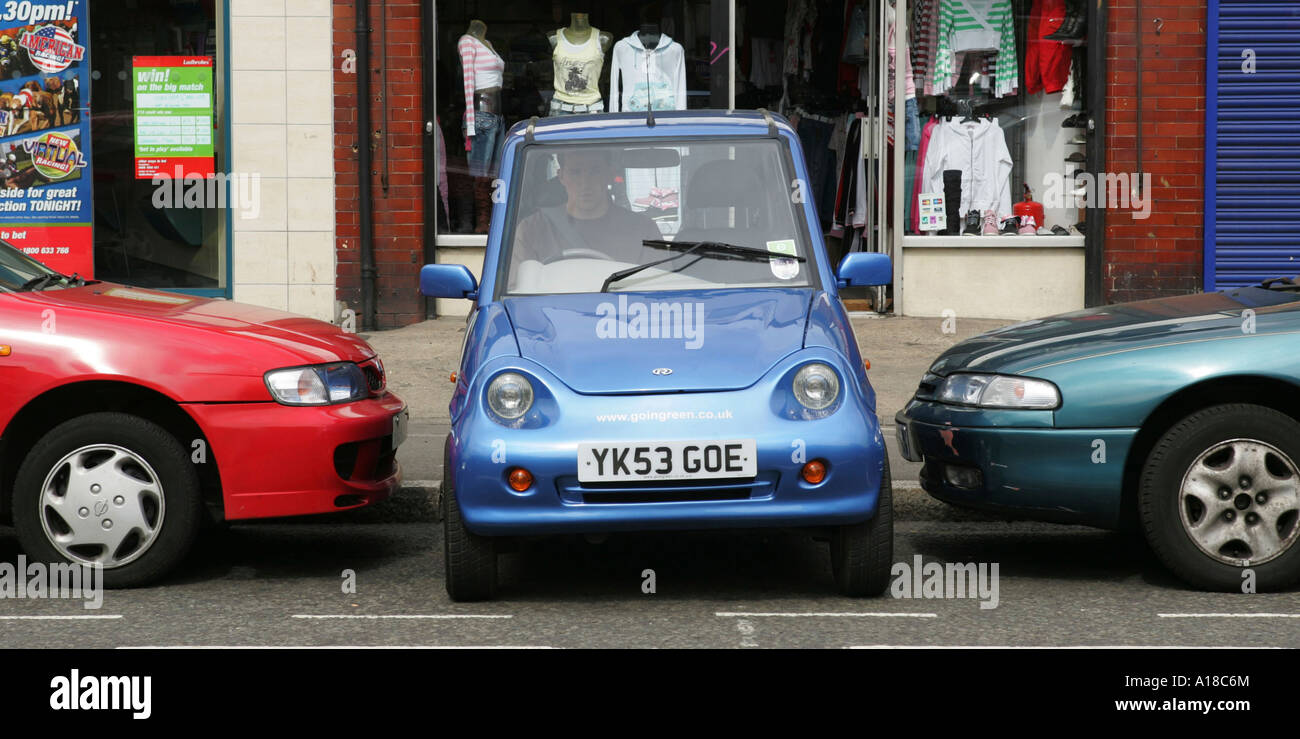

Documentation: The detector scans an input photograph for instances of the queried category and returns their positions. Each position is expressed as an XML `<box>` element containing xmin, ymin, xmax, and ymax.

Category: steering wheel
<box><xmin>540</xmin><ymin>247</ymin><xmax>614</xmax><ymax>265</ymax></box>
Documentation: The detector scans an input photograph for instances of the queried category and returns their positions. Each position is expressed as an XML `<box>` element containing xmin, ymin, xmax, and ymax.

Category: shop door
<box><xmin>1206</xmin><ymin>0</ymin><xmax>1300</xmax><ymax>289</ymax></box>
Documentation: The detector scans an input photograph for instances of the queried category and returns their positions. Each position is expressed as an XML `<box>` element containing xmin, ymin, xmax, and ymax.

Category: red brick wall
<box><xmin>334</xmin><ymin>0</ymin><xmax>426</xmax><ymax>329</ymax></box>
<box><xmin>1103</xmin><ymin>0</ymin><xmax>1208</xmax><ymax>303</ymax></box>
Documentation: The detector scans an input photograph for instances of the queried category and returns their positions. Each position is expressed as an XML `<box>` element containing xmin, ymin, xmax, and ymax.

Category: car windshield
<box><xmin>0</xmin><ymin>238</ymin><xmax>65</xmax><ymax>292</ymax></box>
<box><xmin>500</xmin><ymin>138</ymin><xmax>817</xmax><ymax>296</ymax></box>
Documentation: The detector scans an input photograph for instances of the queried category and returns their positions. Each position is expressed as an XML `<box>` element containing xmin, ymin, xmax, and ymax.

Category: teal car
<box><xmin>897</xmin><ymin>279</ymin><xmax>1300</xmax><ymax>592</ymax></box>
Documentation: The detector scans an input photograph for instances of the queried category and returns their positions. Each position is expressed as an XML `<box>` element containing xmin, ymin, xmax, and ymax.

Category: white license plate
<box><xmin>578</xmin><ymin>440</ymin><xmax>757</xmax><ymax>483</ymax></box>
<box><xmin>392</xmin><ymin>410</ymin><xmax>408</xmax><ymax>448</ymax></box>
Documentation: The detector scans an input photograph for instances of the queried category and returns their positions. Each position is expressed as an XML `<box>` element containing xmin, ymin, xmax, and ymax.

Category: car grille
<box><xmin>914</xmin><ymin>373</ymin><xmax>943</xmax><ymax>400</ymax></box>
<box><xmin>556</xmin><ymin>473</ymin><xmax>779</xmax><ymax>505</ymax></box>
<box><xmin>360</xmin><ymin>358</ymin><xmax>386</xmax><ymax>393</ymax></box>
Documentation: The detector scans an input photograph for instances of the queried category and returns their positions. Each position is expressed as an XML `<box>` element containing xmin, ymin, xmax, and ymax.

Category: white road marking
<box><xmin>118</xmin><ymin>645</ymin><xmax>554</xmax><ymax>649</ymax></box>
<box><xmin>1158</xmin><ymin>613</ymin><xmax>1300</xmax><ymax>619</ymax></box>
<box><xmin>0</xmin><ymin>615</ymin><xmax>123</xmax><ymax>620</ymax></box>
<box><xmin>292</xmin><ymin>614</ymin><xmax>512</xmax><ymax>620</ymax></box>
<box><xmin>716</xmin><ymin>612</ymin><xmax>937</xmax><ymax>618</ymax></box>
<box><xmin>848</xmin><ymin>645</ymin><xmax>1280</xmax><ymax>649</ymax></box>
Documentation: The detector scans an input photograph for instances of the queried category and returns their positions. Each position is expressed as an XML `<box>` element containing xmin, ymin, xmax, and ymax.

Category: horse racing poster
<box><xmin>0</xmin><ymin>0</ymin><xmax>91</xmax><ymax>277</ymax></box>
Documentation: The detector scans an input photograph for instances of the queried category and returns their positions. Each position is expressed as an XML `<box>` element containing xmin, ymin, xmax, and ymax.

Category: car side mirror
<box><xmin>836</xmin><ymin>252</ymin><xmax>892</xmax><ymax>288</ymax></box>
<box><xmin>419</xmin><ymin>264</ymin><xmax>478</xmax><ymax>300</ymax></box>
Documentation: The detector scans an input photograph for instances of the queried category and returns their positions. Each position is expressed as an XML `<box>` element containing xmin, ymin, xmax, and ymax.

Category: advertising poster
<box><xmin>0</xmin><ymin>0</ymin><xmax>92</xmax><ymax>276</ymax></box>
<box><xmin>132</xmin><ymin>55</ymin><xmax>214</xmax><ymax>179</ymax></box>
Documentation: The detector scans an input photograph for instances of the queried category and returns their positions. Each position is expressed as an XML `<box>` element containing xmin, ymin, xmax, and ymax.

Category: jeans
<box><xmin>797</xmin><ymin>117</ymin><xmax>837</xmax><ymax>227</ymax></box>
<box><xmin>467</xmin><ymin>110</ymin><xmax>503</xmax><ymax>178</ymax></box>
<box><xmin>904</xmin><ymin>98</ymin><xmax>921</xmax><ymax>152</ymax></box>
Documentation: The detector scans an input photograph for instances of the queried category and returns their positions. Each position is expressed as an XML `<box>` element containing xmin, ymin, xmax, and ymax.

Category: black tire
<box><xmin>442</xmin><ymin>484</ymin><xmax>497</xmax><ymax>601</ymax></box>
<box><xmin>831</xmin><ymin>456</ymin><xmax>894</xmax><ymax>596</ymax></box>
<box><xmin>12</xmin><ymin>412</ymin><xmax>202</xmax><ymax>588</ymax></box>
<box><xmin>1140</xmin><ymin>404</ymin><xmax>1300</xmax><ymax>592</ymax></box>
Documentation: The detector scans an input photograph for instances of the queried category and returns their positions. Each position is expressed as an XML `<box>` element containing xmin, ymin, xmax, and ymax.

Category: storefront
<box><xmin>427</xmin><ymin>0</ymin><xmax>1106</xmax><ymax>319</ymax></box>
<box><xmin>5</xmin><ymin>1</ymin><xmax>339</xmax><ymax>323</ymax></box>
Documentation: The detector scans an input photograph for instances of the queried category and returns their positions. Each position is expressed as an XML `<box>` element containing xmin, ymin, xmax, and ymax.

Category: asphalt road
<box><xmin>2</xmin><ymin>427</ymin><xmax>1297</xmax><ymax>649</ymax></box>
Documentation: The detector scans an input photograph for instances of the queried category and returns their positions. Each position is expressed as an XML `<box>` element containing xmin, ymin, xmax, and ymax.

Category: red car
<box><xmin>0</xmin><ymin>241</ymin><xmax>407</xmax><ymax>586</ymax></box>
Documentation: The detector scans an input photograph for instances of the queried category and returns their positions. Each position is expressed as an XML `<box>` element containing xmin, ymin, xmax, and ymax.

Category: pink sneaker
<box><xmin>1018</xmin><ymin>214</ymin><xmax>1039</xmax><ymax>235</ymax></box>
<box><xmin>982</xmin><ymin>210</ymin><xmax>999</xmax><ymax>236</ymax></box>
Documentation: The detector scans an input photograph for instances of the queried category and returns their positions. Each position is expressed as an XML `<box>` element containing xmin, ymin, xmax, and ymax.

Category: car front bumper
<box><xmin>447</xmin><ymin>390</ymin><xmax>887</xmax><ymax>536</ymax></box>
<box><xmin>186</xmin><ymin>393</ymin><xmax>407</xmax><ymax>520</ymax></box>
<box><xmin>895</xmin><ymin>400</ymin><xmax>1137</xmax><ymax>528</ymax></box>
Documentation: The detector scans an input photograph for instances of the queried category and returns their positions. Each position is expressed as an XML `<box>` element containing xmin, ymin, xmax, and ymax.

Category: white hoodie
<box><xmin>921</xmin><ymin>117</ymin><xmax>1013</xmax><ymax>219</ymax></box>
<box><xmin>608</xmin><ymin>31</ymin><xmax>687</xmax><ymax>112</ymax></box>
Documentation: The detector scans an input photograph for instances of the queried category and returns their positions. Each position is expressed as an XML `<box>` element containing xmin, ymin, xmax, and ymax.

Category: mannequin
<box><xmin>458</xmin><ymin>19</ymin><xmax>505</xmax><ymax>232</ymax></box>
<box><xmin>546</xmin><ymin>13</ymin><xmax>612</xmax><ymax>115</ymax></box>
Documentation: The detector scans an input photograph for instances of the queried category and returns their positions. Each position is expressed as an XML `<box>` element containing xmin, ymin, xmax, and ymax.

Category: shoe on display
<box><xmin>1000</xmin><ymin>216</ymin><xmax>1020</xmax><ymax>235</ymax></box>
<box><xmin>1069</xmin><ymin>133</ymin><xmax>1087</xmax><ymax>145</ymax></box>
<box><xmin>1070</xmin><ymin>224</ymin><xmax>1085</xmax><ymax>236</ymax></box>
<box><xmin>1036</xmin><ymin>226</ymin><xmax>1053</xmax><ymax>235</ymax></box>
<box><xmin>1051</xmin><ymin>225</ymin><xmax>1070</xmax><ymax>236</ymax></box>
<box><xmin>982</xmin><ymin>209</ymin><xmax>999</xmax><ymax>236</ymax></box>
<box><xmin>1071</xmin><ymin>185</ymin><xmax>1089</xmax><ymax>198</ymax></box>
<box><xmin>1065</xmin><ymin>152</ymin><xmax>1086</xmax><ymax>163</ymax></box>
<box><xmin>963</xmin><ymin>209</ymin><xmax>982</xmax><ymax>236</ymax></box>
<box><xmin>1018</xmin><ymin>214</ymin><xmax>1040</xmax><ymax>235</ymax></box>
<box><xmin>1062</xmin><ymin>113</ymin><xmax>1089</xmax><ymax>129</ymax></box>
<box><xmin>1045</xmin><ymin>0</ymin><xmax>1087</xmax><ymax>41</ymax></box>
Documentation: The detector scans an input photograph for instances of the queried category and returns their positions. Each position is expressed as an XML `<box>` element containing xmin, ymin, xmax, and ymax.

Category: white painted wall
<box><xmin>435</xmin><ymin>247</ymin><xmax>486</xmax><ymax>318</ymax></box>
<box><xmin>229</xmin><ymin>0</ymin><xmax>335</xmax><ymax>322</ymax></box>
<box><xmin>901</xmin><ymin>246</ymin><xmax>1086</xmax><ymax>320</ymax></box>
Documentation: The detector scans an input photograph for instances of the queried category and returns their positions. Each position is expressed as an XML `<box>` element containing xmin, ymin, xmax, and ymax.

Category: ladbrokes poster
<box><xmin>0</xmin><ymin>1</ymin><xmax>91</xmax><ymax>276</ymax></box>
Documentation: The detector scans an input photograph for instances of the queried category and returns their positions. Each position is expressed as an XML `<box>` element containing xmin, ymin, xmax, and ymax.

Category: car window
<box><xmin>501</xmin><ymin>139</ymin><xmax>816</xmax><ymax>296</ymax></box>
<box><xmin>0</xmin><ymin>238</ymin><xmax>60</xmax><ymax>292</ymax></box>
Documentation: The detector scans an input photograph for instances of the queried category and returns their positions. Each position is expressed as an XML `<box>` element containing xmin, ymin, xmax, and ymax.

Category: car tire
<box><xmin>442</xmin><ymin>484</ymin><xmax>497</xmax><ymax>601</ymax></box>
<box><xmin>831</xmin><ymin>455</ymin><xmax>894</xmax><ymax>597</ymax></box>
<box><xmin>12</xmin><ymin>412</ymin><xmax>203</xmax><ymax>588</ymax></box>
<box><xmin>1140</xmin><ymin>404</ymin><xmax>1300</xmax><ymax>592</ymax></box>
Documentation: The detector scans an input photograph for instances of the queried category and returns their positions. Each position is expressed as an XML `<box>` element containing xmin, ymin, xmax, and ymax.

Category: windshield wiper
<box><xmin>19</xmin><ymin>273</ymin><xmax>61</xmax><ymax>291</ymax></box>
<box><xmin>599</xmin><ymin>239</ymin><xmax>807</xmax><ymax>293</ymax></box>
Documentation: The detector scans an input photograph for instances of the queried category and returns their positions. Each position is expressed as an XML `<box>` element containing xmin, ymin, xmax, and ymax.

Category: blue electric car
<box><xmin>422</xmin><ymin>110</ymin><xmax>893</xmax><ymax>600</ymax></box>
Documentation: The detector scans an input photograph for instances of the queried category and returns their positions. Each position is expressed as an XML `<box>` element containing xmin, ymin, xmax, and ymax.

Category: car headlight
<box><xmin>793</xmin><ymin>363</ymin><xmax>840</xmax><ymax>410</ymax></box>
<box><xmin>936</xmin><ymin>374</ymin><xmax>1060</xmax><ymax>409</ymax></box>
<box><xmin>487</xmin><ymin>372</ymin><xmax>534</xmax><ymax>419</ymax></box>
<box><xmin>265</xmin><ymin>363</ymin><xmax>369</xmax><ymax>405</ymax></box>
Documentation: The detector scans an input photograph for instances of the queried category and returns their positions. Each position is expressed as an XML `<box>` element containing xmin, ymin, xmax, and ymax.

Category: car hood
<box><xmin>503</xmin><ymin>289</ymin><xmax>812</xmax><ymax>393</ymax></box>
<box><xmin>21</xmin><ymin>282</ymin><xmax>374</xmax><ymax>364</ymax></box>
<box><xmin>931</xmin><ymin>289</ymin><xmax>1297</xmax><ymax>376</ymax></box>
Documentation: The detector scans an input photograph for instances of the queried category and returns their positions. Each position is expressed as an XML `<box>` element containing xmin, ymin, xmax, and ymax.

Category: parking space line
<box><xmin>1158</xmin><ymin>613</ymin><xmax>1300</xmax><ymax>618</ymax></box>
<box><xmin>0</xmin><ymin>615</ymin><xmax>123</xmax><ymax>620</ymax></box>
<box><xmin>847</xmin><ymin>645</ymin><xmax>1280</xmax><ymax>649</ymax></box>
<box><xmin>716</xmin><ymin>612</ymin><xmax>937</xmax><ymax>618</ymax></box>
<box><xmin>118</xmin><ymin>645</ymin><xmax>554</xmax><ymax>649</ymax></box>
<box><xmin>291</xmin><ymin>614</ymin><xmax>513</xmax><ymax>620</ymax></box>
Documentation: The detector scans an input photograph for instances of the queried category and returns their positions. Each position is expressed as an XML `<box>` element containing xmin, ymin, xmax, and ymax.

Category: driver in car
<box><xmin>511</xmin><ymin>148</ymin><xmax>661</xmax><ymax>268</ymax></box>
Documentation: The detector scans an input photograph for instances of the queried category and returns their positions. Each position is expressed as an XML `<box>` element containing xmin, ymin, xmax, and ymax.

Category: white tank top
<box><xmin>552</xmin><ymin>28</ymin><xmax>604</xmax><ymax>106</ymax></box>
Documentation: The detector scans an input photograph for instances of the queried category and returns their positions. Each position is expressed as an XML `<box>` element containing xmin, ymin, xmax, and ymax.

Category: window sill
<box><xmin>902</xmin><ymin>234</ymin><xmax>1085</xmax><ymax>248</ymax></box>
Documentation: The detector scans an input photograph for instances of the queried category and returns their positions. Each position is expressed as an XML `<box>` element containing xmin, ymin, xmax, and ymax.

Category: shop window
<box><xmin>434</xmin><ymin>1</ymin><xmax>731</xmax><ymax>237</ymax></box>
<box><xmin>89</xmin><ymin>0</ymin><xmax>225</xmax><ymax>290</ymax></box>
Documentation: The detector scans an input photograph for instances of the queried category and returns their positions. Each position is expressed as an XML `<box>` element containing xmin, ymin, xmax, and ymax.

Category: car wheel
<box><xmin>442</xmin><ymin>484</ymin><xmax>497</xmax><ymax>601</ymax></box>
<box><xmin>12</xmin><ymin>412</ymin><xmax>203</xmax><ymax>588</ymax></box>
<box><xmin>830</xmin><ymin>455</ymin><xmax>894</xmax><ymax>597</ymax></box>
<box><xmin>1140</xmin><ymin>404</ymin><xmax>1300</xmax><ymax>591</ymax></box>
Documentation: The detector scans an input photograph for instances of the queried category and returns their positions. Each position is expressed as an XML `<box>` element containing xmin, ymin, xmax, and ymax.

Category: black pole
<box><xmin>357</xmin><ymin>0</ymin><xmax>377</xmax><ymax>331</ymax></box>
<box><xmin>421</xmin><ymin>0</ymin><xmax>438</xmax><ymax>318</ymax></box>
<box><xmin>1084</xmin><ymin>0</ymin><xmax>1107</xmax><ymax>307</ymax></box>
